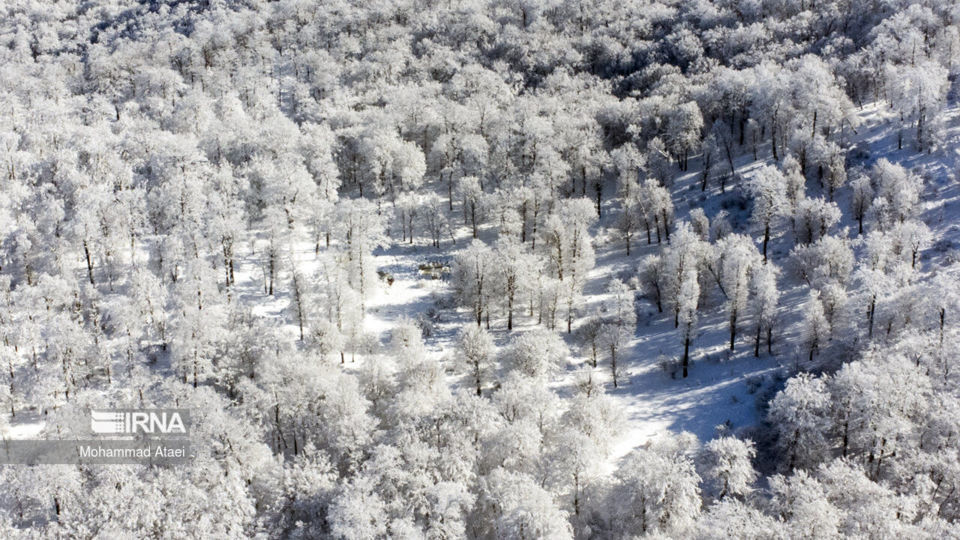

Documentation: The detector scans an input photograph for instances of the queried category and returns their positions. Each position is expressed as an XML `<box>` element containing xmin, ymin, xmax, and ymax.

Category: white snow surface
<box><xmin>4</xmin><ymin>102</ymin><xmax>958</xmax><ymax>474</ymax></box>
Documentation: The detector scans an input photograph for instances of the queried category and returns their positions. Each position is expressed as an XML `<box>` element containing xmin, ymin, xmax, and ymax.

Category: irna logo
<box><xmin>90</xmin><ymin>410</ymin><xmax>189</xmax><ymax>435</ymax></box>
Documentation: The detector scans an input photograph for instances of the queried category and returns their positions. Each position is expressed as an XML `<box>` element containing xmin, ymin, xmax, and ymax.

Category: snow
<box><xmin>181</xmin><ymin>100</ymin><xmax>959</xmax><ymax>477</ymax></box>
<box><xmin>4</xmin><ymin>101</ymin><xmax>951</xmax><ymax>484</ymax></box>
<box><xmin>1</xmin><ymin>410</ymin><xmax>46</xmax><ymax>441</ymax></box>
<box><xmin>57</xmin><ymin>99</ymin><xmax>947</xmax><ymax>479</ymax></box>
<box><xmin>372</xmin><ymin>101</ymin><xmax>959</xmax><ymax>467</ymax></box>
<box><xmin>1</xmin><ymin>418</ymin><xmax>44</xmax><ymax>440</ymax></box>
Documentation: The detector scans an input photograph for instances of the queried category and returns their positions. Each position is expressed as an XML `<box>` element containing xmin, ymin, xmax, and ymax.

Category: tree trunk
<box><xmin>471</xmin><ymin>203</ymin><xmax>477</xmax><ymax>239</ymax></box>
<box><xmin>521</xmin><ymin>201</ymin><xmax>527</xmax><ymax>243</ymax></box>
<box><xmin>595</xmin><ymin>181</ymin><xmax>602</xmax><ymax>218</ymax></box>
<box><xmin>940</xmin><ymin>307</ymin><xmax>946</xmax><ymax>349</ymax></box>
<box><xmin>610</xmin><ymin>344</ymin><xmax>618</xmax><ymax>388</ymax></box>
<box><xmin>771</xmin><ymin>117</ymin><xmax>779</xmax><ymax>161</ymax></box>
<box><xmin>447</xmin><ymin>173</ymin><xmax>453</xmax><ymax>211</ymax></box>
<box><xmin>841</xmin><ymin>419</ymin><xmax>849</xmax><ymax>458</ymax></box>
<box><xmin>474</xmin><ymin>363</ymin><xmax>482</xmax><ymax>396</ymax></box>
<box><xmin>754</xmin><ymin>324</ymin><xmax>761</xmax><ymax>357</ymax></box>
<box><xmin>729</xmin><ymin>311</ymin><xmax>737</xmax><ymax>351</ymax></box>
<box><xmin>83</xmin><ymin>240</ymin><xmax>95</xmax><ymax>285</ymax></box>
<box><xmin>762</xmin><ymin>223</ymin><xmax>770</xmax><ymax>262</ymax></box>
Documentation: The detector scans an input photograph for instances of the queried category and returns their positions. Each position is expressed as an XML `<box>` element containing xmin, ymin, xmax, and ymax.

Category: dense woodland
<box><xmin>0</xmin><ymin>0</ymin><xmax>959</xmax><ymax>537</ymax></box>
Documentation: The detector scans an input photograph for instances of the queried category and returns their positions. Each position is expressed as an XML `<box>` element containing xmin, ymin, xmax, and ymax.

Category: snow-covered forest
<box><xmin>0</xmin><ymin>0</ymin><xmax>958</xmax><ymax>537</ymax></box>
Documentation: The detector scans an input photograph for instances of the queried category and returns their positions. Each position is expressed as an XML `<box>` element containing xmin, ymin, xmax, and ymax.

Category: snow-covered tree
<box><xmin>849</xmin><ymin>170</ymin><xmax>873</xmax><ymax>235</ymax></box>
<box><xmin>768</xmin><ymin>373</ymin><xmax>831</xmax><ymax>470</ymax></box>
<box><xmin>599</xmin><ymin>279</ymin><xmax>636</xmax><ymax>387</ymax></box>
<box><xmin>677</xmin><ymin>264</ymin><xmax>700</xmax><ymax>378</ymax></box>
<box><xmin>751</xmin><ymin>262</ymin><xmax>781</xmax><ymax>356</ymax></box>
<box><xmin>768</xmin><ymin>470</ymin><xmax>842</xmax><ymax>538</ymax></box>
<box><xmin>608</xmin><ymin>433</ymin><xmax>701</xmax><ymax>536</ymax></box>
<box><xmin>476</xmin><ymin>468</ymin><xmax>573</xmax><ymax>539</ymax></box>
<box><xmin>541</xmin><ymin>198</ymin><xmax>596</xmax><ymax>333</ymax></box>
<box><xmin>458</xmin><ymin>324</ymin><xmax>495</xmax><ymax>396</ymax></box>
<box><xmin>745</xmin><ymin>165</ymin><xmax>788</xmax><ymax>261</ymax></box>
<box><xmin>885</xmin><ymin>60</ymin><xmax>950</xmax><ymax>152</ymax></box>
<box><xmin>505</xmin><ymin>328</ymin><xmax>568</xmax><ymax>379</ymax></box>
<box><xmin>793</xmin><ymin>197</ymin><xmax>842</xmax><ymax>246</ymax></box>
<box><xmin>452</xmin><ymin>240</ymin><xmax>494</xmax><ymax>327</ymax></box>
<box><xmin>714</xmin><ymin>234</ymin><xmax>762</xmax><ymax>351</ymax></box>
<box><xmin>336</xmin><ymin>198</ymin><xmax>387</xmax><ymax>314</ymax></box>
<box><xmin>2</xmin><ymin>1</ymin><xmax>960</xmax><ymax>535</ymax></box>
<box><xmin>493</xmin><ymin>239</ymin><xmax>539</xmax><ymax>331</ymax></box>
<box><xmin>665</xmin><ymin>101</ymin><xmax>703</xmax><ymax>171</ymax></box>
<box><xmin>870</xmin><ymin>158</ymin><xmax>923</xmax><ymax>228</ymax></box>
<box><xmin>801</xmin><ymin>290</ymin><xmax>832</xmax><ymax>363</ymax></box>
<box><xmin>701</xmin><ymin>437</ymin><xmax>758</xmax><ymax>501</ymax></box>
<box><xmin>458</xmin><ymin>175</ymin><xmax>485</xmax><ymax>239</ymax></box>
<box><xmin>658</xmin><ymin>222</ymin><xmax>709</xmax><ymax>376</ymax></box>
<box><xmin>789</xmin><ymin>235</ymin><xmax>855</xmax><ymax>289</ymax></box>
<box><xmin>420</xmin><ymin>193</ymin><xmax>452</xmax><ymax>249</ymax></box>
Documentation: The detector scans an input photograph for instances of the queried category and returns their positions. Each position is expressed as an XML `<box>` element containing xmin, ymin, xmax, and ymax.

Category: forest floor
<box><xmin>3</xmin><ymin>102</ymin><xmax>958</xmax><ymax>472</ymax></box>
<box><xmin>344</xmin><ymin>101</ymin><xmax>960</xmax><ymax>467</ymax></box>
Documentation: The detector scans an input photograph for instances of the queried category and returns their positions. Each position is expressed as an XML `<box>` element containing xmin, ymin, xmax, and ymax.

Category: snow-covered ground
<box><xmin>325</xmin><ymin>100</ymin><xmax>960</xmax><ymax>468</ymax></box>
<box><xmin>4</xmin><ymin>102</ymin><xmax>957</xmax><ymax>481</ymax></box>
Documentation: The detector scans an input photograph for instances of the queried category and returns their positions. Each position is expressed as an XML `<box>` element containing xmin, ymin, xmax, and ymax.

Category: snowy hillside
<box><xmin>0</xmin><ymin>0</ymin><xmax>959</xmax><ymax>538</ymax></box>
